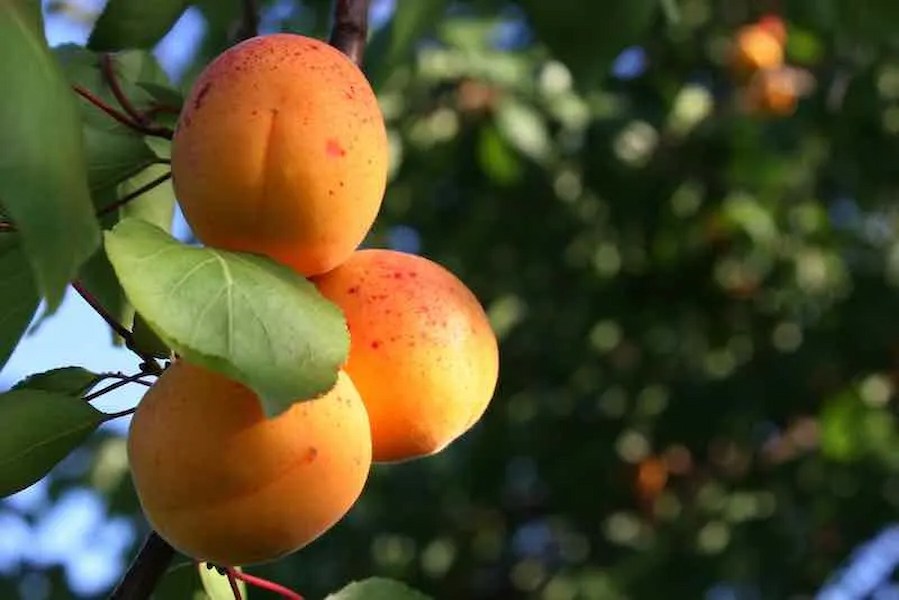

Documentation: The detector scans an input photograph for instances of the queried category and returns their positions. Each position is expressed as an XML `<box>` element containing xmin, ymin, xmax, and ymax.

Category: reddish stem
<box><xmin>226</xmin><ymin>569</ymin><xmax>244</xmax><ymax>600</ymax></box>
<box><xmin>102</xmin><ymin>54</ymin><xmax>149</xmax><ymax>125</ymax></box>
<box><xmin>72</xmin><ymin>85</ymin><xmax>173</xmax><ymax>139</ymax></box>
<box><xmin>225</xmin><ymin>568</ymin><xmax>304</xmax><ymax>600</ymax></box>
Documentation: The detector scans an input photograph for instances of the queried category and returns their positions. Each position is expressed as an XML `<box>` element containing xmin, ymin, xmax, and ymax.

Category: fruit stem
<box><xmin>97</xmin><ymin>171</ymin><xmax>173</xmax><ymax>216</ymax></box>
<box><xmin>108</xmin><ymin>531</ymin><xmax>176</xmax><ymax>600</ymax></box>
<box><xmin>226</xmin><ymin>569</ymin><xmax>244</xmax><ymax>600</ymax></box>
<box><xmin>71</xmin><ymin>281</ymin><xmax>164</xmax><ymax>375</ymax></box>
<box><xmin>328</xmin><ymin>0</ymin><xmax>370</xmax><ymax>66</ymax></box>
<box><xmin>225</xmin><ymin>567</ymin><xmax>305</xmax><ymax>600</ymax></box>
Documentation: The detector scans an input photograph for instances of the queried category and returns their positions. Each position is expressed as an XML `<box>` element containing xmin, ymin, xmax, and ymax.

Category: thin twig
<box><xmin>73</xmin><ymin>85</ymin><xmax>174</xmax><ymax>139</ymax></box>
<box><xmin>102</xmin><ymin>54</ymin><xmax>148</xmax><ymax>125</ymax></box>
<box><xmin>108</xmin><ymin>531</ymin><xmax>176</xmax><ymax>600</ymax></box>
<box><xmin>225</xmin><ymin>568</ymin><xmax>304</xmax><ymax>600</ymax></box>
<box><xmin>71</xmin><ymin>281</ymin><xmax>163</xmax><ymax>375</ymax></box>
<box><xmin>102</xmin><ymin>407</ymin><xmax>137</xmax><ymax>421</ymax></box>
<box><xmin>236</xmin><ymin>0</ymin><xmax>259</xmax><ymax>41</ymax></box>
<box><xmin>85</xmin><ymin>372</ymin><xmax>153</xmax><ymax>402</ymax></box>
<box><xmin>97</xmin><ymin>172</ymin><xmax>172</xmax><ymax>216</ymax></box>
<box><xmin>328</xmin><ymin>0</ymin><xmax>370</xmax><ymax>66</ymax></box>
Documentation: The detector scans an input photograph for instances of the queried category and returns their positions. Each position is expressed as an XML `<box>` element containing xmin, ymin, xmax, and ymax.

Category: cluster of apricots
<box><xmin>730</xmin><ymin>14</ymin><xmax>809</xmax><ymax>117</ymax></box>
<box><xmin>126</xmin><ymin>33</ymin><xmax>499</xmax><ymax>567</ymax></box>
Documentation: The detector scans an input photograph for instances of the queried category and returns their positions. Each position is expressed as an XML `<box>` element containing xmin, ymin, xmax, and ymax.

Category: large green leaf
<box><xmin>519</xmin><ymin>0</ymin><xmax>658</xmax><ymax>90</ymax></box>
<box><xmin>325</xmin><ymin>578</ymin><xmax>433</xmax><ymax>600</ymax></box>
<box><xmin>88</xmin><ymin>0</ymin><xmax>189</xmax><ymax>51</ymax></box>
<box><xmin>0</xmin><ymin>389</ymin><xmax>103</xmax><ymax>498</ymax></box>
<box><xmin>11</xmin><ymin>367</ymin><xmax>100</xmax><ymax>396</ymax></box>
<box><xmin>104</xmin><ymin>218</ymin><xmax>350</xmax><ymax>417</ymax></box>
<box><xmin>0</xmin><ymin>3</ymin><xmax>101</xmax><ymax>311</ymax></box>
<box><xmin>0</xmin><ymin>236</ymin><xmax>39</xmax><ymax>371</ymax></box>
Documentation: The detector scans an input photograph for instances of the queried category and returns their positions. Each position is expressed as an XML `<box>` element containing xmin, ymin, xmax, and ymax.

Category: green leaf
<box><xmin>199</xmin><ymin>564</ymin><xmax>247</xmax><ymax>599</ymax></box>
<box><xmin>326</xmin><ymin>578</ymin><xmax>433</xmax><ymax>600</ymax></box>
<box><xmin>53</xmin><ymin>46</ymin><xmax>161</xmax><ymax>196</ymax></box>
<box><xmin>365</xmin><ymin>0</ymin><xmax>450</xmax><ymax>88</ymax></box>
<box><xmin>154</xmin><ymin>562</ymin><xmax>245</xmax><ymax>600</ymax></box>
<box><xmin>0</xmin><ymin>389</ymin><xmax>103</xmax><ymax>498</ymax></box>
<box><xmin>104</xmin><ymin>218</ymin><xmax>350</xmax><ymax>417</ymax></box>
<box><xmin>132</xmin><ymin>312</ymin><xmax>171</xmax><ymax>359</ymax></box>
<box><xmin>519</xmin><ymin>0</ymin><xmax>658</xmax><ymax>90</ymax></box>
<box><xmin>11</xmin><ymin>367</ymin><xmax>100</xmax><ymax>396</ymax></box>
<box><xmin>0</xmin><ymin>3</ymin><xmax>101</xmax><ymax>311</ymax></box>
<box><xmin>88</xmin><ymin>0</ymin><xmax>189</xmax><ymax>51</ymax></box>
<box><xmin>79</xmin><ymin>164</ymin><xmax>176</xmax><ymax>339</ymax></box>
<box><xmin>0</xmin><ymin>237</ymin><xmax>39</xmax><ymax>371</ymax></box>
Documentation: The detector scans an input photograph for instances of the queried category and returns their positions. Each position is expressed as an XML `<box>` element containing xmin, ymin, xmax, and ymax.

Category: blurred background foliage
<box><xmin>8</xmin><ymin>0</ymin><xmax>899</xmax><ymax>598</ymax></box>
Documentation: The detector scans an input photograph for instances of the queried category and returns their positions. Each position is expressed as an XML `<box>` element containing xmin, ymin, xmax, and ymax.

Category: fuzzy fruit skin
<box><xmin>312</xmin><ymin>249</ymin><xmax>499</xmax><ymax>463</ymax></box>
<box><xmin>171</xmin><ymin>33</ymin><xmax>388</xmax><ymax>276</ymax></box>
<box><xmin>127</xmin><ymin>362</ymin><xmax>372</xmax><ymax>566</ymax></box>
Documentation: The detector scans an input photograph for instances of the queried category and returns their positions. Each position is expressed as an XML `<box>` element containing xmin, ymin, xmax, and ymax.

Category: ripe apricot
<box><xmin>171</xmin><ymin>33</ymin><xmax>388</xmax><ymax>276</ymax></box>
<box><xmin>731</xmin><ymin>25</ymin><xmax>784</xmax><ymax>76</ymax></box>
<box><xmin>127</xmin><ymin>361</ymin><xmax>372</xmax><ymax>566</ymax></box>
<box><xmin>312</xmin><ymin>249</ymin><xmax>499</xmax><ymax>463</ymax></box>
<box><xmin>746</xmin><ymin>68</ymin><xmax>799</xmax><ymax>116</ymax></box>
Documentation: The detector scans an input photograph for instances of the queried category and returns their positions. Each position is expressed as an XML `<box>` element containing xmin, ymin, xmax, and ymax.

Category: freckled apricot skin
<box><xmin>312</xmin><ymin>249</ymin><xmax>500</xmax><ymax>463</ymax></box>
<box><xmin>127</xmin><ymin>362</ymin><xmax>372</xmax><ymax>566</ymax></box>
<box><xmin>171</xmin><ymin>33</ymin><xmax>388</xmax><ymax>276</ymax></box>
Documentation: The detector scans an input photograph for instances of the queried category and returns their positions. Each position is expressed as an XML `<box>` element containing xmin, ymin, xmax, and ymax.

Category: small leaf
<box><xmin>12</xmin><ymin>367</ymin><xmax>101</xmax><ymax>396</ymax></box>
<box><xmin>154</xmin><ymin>562</ymin><xmax>245</xmax><ymax>600</ymax></box>
<box><xmin>0</xmin><ymin>390</ymin><xmax>103</xmax><ymax>498</ymax></box>
<box><xmin>326</xmin><ymin>578</ymin><xmax>433</xmax><ymax>600</ymax></box>
<box><xmin>0</xmin><ymin>237</ymin><xmax>40</xmax><ymax>371</ymax></box>
<box><xmin>199</xmin><ymin>564</ymin><xmax>247</xmax><ymax>599</ymax></box>
<box><xmin>0</xmin><ymin>3</ymin><xmax>101</xmax><ymax>311</ymax></box>
<box><xmin>88</xmin><ymin>0</ymin><xmax>189</xmax><ymax>51</ymax></box>
<box><xmin>104</xmin><ymin>219</ymin><xmax>349</xmax><ymax>417</ymax></box>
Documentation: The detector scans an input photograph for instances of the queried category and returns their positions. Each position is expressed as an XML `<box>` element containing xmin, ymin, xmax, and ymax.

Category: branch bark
<box><xmin>328</xmin><ymin>0</ymin><xmax>370</xmax><ymax>66</ymax></box>
<box><xmin>108</xmin><ymin>532</ymin><xmax>176</xmax><ymax>600</ymax></box>
<box><xmin>236</xmin><ymin>0</ymin><xmax>259</xmax><ymax>41</ymax></box>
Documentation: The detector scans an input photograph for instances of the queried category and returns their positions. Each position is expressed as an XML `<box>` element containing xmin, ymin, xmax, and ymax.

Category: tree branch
<box><xmin>109</xmin><ymin>531</ymin><xmax>176</xmax><ymax>600</ymax></box>
<box><xmin>328</xmin><ymin>0</ymin><xmax>370</xmax><ymax>66</ymax></box>
<box><xmin>97</xmin><ymin>172</ymin><xmax>172</xmax><ymax>216</ymax></box>
<box><xmin>71</xmin><ymin>281</ymin><xmax>163</xmax><ymax>375</ymax></box>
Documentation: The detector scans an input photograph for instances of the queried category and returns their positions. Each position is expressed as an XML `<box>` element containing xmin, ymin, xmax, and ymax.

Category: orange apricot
<box><xmin>171</xmin><ymin>33</ymin><xmax>388</xmax><ymax>276</ymax></box>
<box><xmin>127</xmin><ymin>361</ymin><xmax>372</xmax><ymax>566</ymax></box>
<box><xmin>746</xmin><ymin>67</ymin><xmax>799</xmax><ymax>116</ymax></box>
<box><xmin>731</xmin><ymin>25</ymin><xmax>784</xmax><ymax>76</ymax></box>
<box><xmin>312</xmin><ymin>249</ymin><xmax>499</xmax><ymax>463</ymax></box>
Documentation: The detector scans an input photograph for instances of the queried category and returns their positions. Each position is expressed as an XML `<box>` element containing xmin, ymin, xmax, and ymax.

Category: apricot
<box><xmin>731</xmin><ymin>25</ymin><xmax>784</xmax><ymax>76</ymax></box>
<box><xmin>171</xmin><ymin>33</ymin><xmax>388</xmax><ymax>276</ymax></box>
<box><xmin>746</xmin><ymin>68</ymin><xmax>799</xmax><ymax>116</ymax></box>
<box><xmin>312</xmin><ymin>249</ymin><xmax>499</xmax><ymax>463</ymax></box>
<box><xmin>127</xmin><ymin>361</ymin><xmax>372</xmax><ymax>566</ymax></box>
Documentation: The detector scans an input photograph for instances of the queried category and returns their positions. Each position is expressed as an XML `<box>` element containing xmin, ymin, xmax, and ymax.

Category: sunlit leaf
<box><xmin>326</xmin><ymin>577</ymin><xmax>433</xmax><ymax>600</ymax></box>
<box><xmin>104</xmin><ymin>218</ymin><xmax>349</xmax><ymax>417</ymax></box>
<box><xmin>11</xmin><ymin>367</ymin><xmax>100</xmax><ymax>396</ymax></box>
<box><xmin>88</xmin><ymin>0</ymin><xmax>189</xmax><ymax>51</ymax></box>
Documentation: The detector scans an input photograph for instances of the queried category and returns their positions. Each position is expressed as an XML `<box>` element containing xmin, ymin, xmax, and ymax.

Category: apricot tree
<box><xmin>0</xmin><ymin>0</ymin><xmax>497</xmax><ymax>598</ymax></box>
